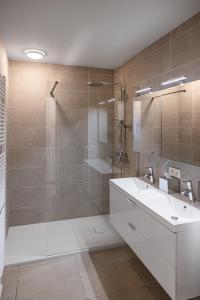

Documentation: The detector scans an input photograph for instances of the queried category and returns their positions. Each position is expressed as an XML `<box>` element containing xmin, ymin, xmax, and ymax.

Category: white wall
<box><xmin>0</xmin><ymin>40</ymin><xmax>8</xmax><ymax>297</ymax></box>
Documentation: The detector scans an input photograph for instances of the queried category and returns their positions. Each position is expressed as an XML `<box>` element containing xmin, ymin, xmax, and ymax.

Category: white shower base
<box><xmin>5</xmin><ymin>215</ymin><xmax>124</xmax><ymax>266</ymax></box>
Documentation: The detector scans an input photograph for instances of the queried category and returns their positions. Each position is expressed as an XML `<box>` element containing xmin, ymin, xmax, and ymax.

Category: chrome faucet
<box><xmin>181</xmin><ymin>180</ymin><xmax>195</xmax><ymax>203</ymax></box>
<box><xmin>144</xmin><ymin>167</ymin><xmax>155</xmax><ymax>184</ymax></box>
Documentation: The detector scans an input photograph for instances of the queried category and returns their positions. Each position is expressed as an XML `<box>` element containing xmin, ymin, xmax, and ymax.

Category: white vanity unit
<box><xmin>110</xmin><ymin>177</ymin><xmax>200</xmax><ymax>300</ymax></box>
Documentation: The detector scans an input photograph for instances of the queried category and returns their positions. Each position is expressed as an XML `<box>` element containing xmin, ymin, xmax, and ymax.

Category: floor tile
<box><xmin>1</xmin><ymin>266</ymin><xmax>18</xmax><ymax>300</ymax></box>
<box><xmin>16</xmin><ymin>256</ymin><xmax>86</xmax><ymax>300</ymax></box>
<box><xmin>87</xmin><ymin>286</ymin><xmax>156</xmax><ymax>300</ymax></box>
<box><xmin>76</xmin><ymin>247</ymin><xmax>146</xmax><ymax>299</ymax></box>
<box><xmin>3</xmin><ymin>246</ymin><xmax>200</xmax><ymax>300</ymax></box>
<box><xmin>131</xmin><ymin>257</ymin><xmax>157</xmax><ymax>286</ymax></box>
<box><xmin>148</xmin><ymin>282</ymin><xmax>171</xmax><ymax>300</ymax></box>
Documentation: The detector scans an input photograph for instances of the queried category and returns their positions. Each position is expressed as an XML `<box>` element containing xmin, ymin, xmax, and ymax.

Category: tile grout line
<box><xmin>74</xmin><ymin>253</ymin><xmax>90</xmax><ymax>300</ymax></box>
<box><xmin>14</xmin><ymin>265</ymin><xmax>19</xmax><ymax>300</ymax></box>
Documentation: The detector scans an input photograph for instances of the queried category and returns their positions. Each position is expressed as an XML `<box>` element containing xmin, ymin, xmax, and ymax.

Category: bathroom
<box><xmin>1</xmin><ymin>1</ymin><xmax>200</xmax><ymax>299</ymax></box>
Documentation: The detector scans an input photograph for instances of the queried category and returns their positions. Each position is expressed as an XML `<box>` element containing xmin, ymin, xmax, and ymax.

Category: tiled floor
<box><xmin>1</xmin><ymin>246</ymin><xmax>200</xmax><ymax>300</ymax></box>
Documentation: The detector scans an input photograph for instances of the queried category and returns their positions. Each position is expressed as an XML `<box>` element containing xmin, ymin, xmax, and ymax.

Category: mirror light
<box><xmin>136</xmin><ymin>87</ymin><xmax>152</xmax><ymax>96</ymax></box>
<box><xmin>24</xmin><ymin>49</ymin><xmax>47</xmax><ymax>60</ymax></box>
<box><xmin>161</xmin><ymin>76</ymin><xmax>187</xmax><ymax>86</ymax></box>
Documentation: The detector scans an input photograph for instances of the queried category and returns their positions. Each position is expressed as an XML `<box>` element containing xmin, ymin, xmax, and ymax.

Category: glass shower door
<box><xmin>45</xmin><ymin>76</ymin><xmax>122</xmax><ymax>257</ymax></box>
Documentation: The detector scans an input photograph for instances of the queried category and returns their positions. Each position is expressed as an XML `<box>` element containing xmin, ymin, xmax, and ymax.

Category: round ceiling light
<box><xmin>24</xmin><ymin>49</ymin><xmax>47</xmax><ymax>60</ymax></box>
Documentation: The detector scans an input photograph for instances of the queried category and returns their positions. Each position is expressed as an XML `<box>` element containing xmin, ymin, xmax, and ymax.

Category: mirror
<box><xmin>133</xmin><ymin>91</ymin><xmax>162</xmax><ymax>157</ymax></box>
<box><xmin>133</xmin><ymin>79</ymin><xmax>200</xmax><ymax>166</ymax></box>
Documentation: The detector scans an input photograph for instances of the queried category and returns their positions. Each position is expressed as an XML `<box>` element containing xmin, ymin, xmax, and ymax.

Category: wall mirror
<box><xmin>133</xmin><ymin>79</ymin><xmax>200</xmax><ymax>166</ymax></box>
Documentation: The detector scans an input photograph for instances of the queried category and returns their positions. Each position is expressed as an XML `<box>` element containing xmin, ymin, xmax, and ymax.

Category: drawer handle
<box><xmin>127</xmin><ymin>198</ymin><xmax>136</xmax><ymax>206</ymax></box>
<box><xmin>128</xmin><ymin>222</ymin><xmax>136</xmax><ymax>230</ymax></box>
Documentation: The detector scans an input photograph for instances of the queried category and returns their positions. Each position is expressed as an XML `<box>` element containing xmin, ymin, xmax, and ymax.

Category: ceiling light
<box><xmin>161</xmin><ymin>76</ymin><xmax>187</xmax><ymax>86</ymax></box>
<box><xmin>136</xmin><ymin>87</ymin><xmax>152</xmax><ymax>96</ymax></box>
<box><xmin>98</xmin><ymin>101</ymin><xmax>105</xmax><ymax>105</ymax></box>
<box><xmin>24</xmin><ymin>49</ymin><xmax>46</xmax><ymax>60</ymax></box>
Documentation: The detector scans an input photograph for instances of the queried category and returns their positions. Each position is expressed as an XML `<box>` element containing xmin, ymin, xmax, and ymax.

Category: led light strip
<box><xmin>161</xmin><ymin>76</ymin><xmax>187</xmax><ymax>86</ymax></box>
<box><xmin>136</xmin><ymin>87</ymin><xmax>152</xmax><ymax>95</ymax></box>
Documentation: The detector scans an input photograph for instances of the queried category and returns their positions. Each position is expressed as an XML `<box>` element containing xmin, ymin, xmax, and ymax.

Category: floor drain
<box><xmin>93</xmin><ymin>227</ymin><xmax>106</xmax><ymax>234</ymax></box>
<box><xmin>171</xmin><ymin>216</ymin><xmax>178</xmax><ymax>221</ymax></box>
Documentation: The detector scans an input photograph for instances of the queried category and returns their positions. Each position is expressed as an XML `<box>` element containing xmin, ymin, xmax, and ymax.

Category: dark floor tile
<box><xmin>131</xmin><ymin>257</ymin><xmax>157</xmax><ymax>286</ymax></box>
<box><xmin>148</xmin><ymin>282</ymin><xmax>171</xmax><ymax>300</ymax></box>
<box><xmin>76</xmin><ymin>247</ymin><xmax>146</xmax><ymax>299</ymax></box>
<box><xmin>87</xmin><ymin>286</ymin><xmax>156</xmax><ymax>299</ymax></box>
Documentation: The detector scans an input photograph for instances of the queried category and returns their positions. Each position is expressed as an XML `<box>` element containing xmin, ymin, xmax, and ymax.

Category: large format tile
<box><xmin>8</xmin><ymin>186</ymin><xmax>50</xmax><ymax>209</ymax></box>
<box><xmin>9</xmin><ymin>206</ymin><xmax>49</xmax><ymax>226</ymax></box>
<box><xmin>142</xmin><ymin>44</ymin><xmax>170</xmax><ymax>81</ymax></box>
<box><xmin>8</xmin><ymin>127</ymin><xmax>46</xmax><ymax>148</ymax></box>
<box><xmin>76</xmin><ymin>247</ymin><xmax>145</xmax><ymax>299</ymax></box>
<box><xmin>16</xmin><ymin>256</ymin><xmax>86</xmax><ymax>300</ymax></box>
<box><xmin>8</xmin><ymin>107</ymin><xmax>45</xmax><ymax>128</ymax></box>
<box><xmin>8</xmin><ymin>88</ymin><xmax>46</xmax><ymax>110</ymax></box>
<box><xmin>88</xmin><ymin>286</ymin><xmax>156</xmax><ymax>300</ymax></box>
<box><xmin>171</xmin><ymin>22</ymin><xmax>200</xmax><ymax>68</ymax></box>
<box><xmin>8</xmin><ymin>167</ymin><xmax>55</xmax><ymax>189</ymax></box>
<box><xmin>9</xmin><ymin>63</ymin><xmax>50</xmax><ymax>90</ymax></box>
<box><xmin>1</xmin><ymin>266</ymin><xmax>18</xmax><ymax>300</ymax></box>
<box><xmin>170</xmin><ymin>12</ymin><xmax>200</xmax><ymax>39</ymax></box>
<box><xmin>55</xmin><ymin>108</ymin><xmax>88</xmax><ymax>129</ymax></box>
<box><xmin>53</xmin><ymin>90</ymin><xmax>88</xmax><ymax>109</ymax></box>
<box><xmin>8</xmin><ymin>148</ymin><xmax>52</xmax><ymax>169</ymax></box>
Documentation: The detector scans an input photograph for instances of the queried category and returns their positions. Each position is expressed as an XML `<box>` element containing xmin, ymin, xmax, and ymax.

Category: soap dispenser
<box><xmin>159</xmin><ymin>160</ymin><xmax>180</xmax><ymax>193</ymax></box>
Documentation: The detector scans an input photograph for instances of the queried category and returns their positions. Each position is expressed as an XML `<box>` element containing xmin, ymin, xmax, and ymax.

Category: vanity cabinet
<box><xmin>110</xmin><ymin>183</ymin><xmax>200</xmax><ymax>300</ymax></box>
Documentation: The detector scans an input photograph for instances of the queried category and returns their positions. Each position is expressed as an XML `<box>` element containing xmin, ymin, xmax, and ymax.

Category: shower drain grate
<box><xmin>93</xmin><ymin>227</ymin><xmax>106</xmax><ymax>234</ymax></box>
<box><xmin>171</xmin><ymin>216</ymin><xmax>179</xmax><ymax>221</ymax></box>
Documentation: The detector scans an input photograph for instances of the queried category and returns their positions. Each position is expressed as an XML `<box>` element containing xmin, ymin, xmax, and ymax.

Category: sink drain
<box><xmin>171</xmin><ymin>216</ymin><xmax>179</xmax><ymax>221</ymax></box>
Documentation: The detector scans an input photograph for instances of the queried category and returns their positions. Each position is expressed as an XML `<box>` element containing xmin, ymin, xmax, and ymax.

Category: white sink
<box><xmin>110</xmin><ymin>177</ymin><xmax>200</xmax><ymax>232</ymax></box>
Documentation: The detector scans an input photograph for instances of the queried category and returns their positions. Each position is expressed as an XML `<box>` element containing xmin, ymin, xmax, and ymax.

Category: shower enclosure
<box><xmin>6</xmin><ymin>67</ymin><xmax>125</xmax><ymax>264</ymax></box>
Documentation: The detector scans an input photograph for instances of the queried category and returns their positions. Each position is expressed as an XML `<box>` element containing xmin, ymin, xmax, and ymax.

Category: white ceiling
<box><xmin>0</xmin><ymin>0</ymin><xmax>200</xmax><ymax>69</ymax></box>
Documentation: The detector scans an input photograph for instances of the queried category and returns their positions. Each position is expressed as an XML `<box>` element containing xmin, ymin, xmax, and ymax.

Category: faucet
<box><xmin>144</xmin><ymin>167</ymin><xmax>155</xmax><ymax>184</ymax></box>
<box><xmin>181</xmin><ymin>180</ymin><xmax>195</xmax><ymax>203</ymax></box>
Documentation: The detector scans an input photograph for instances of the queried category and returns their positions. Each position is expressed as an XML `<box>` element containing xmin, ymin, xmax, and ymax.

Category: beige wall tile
<box><xmin>8</xmin><ymin>107</ymin><xmax>46</xmax><ymax>128</ymax></box>
<box><xmin>8</xmin><ymin>88</ymin><xmax>46</xmax><ymax>110</ymax></box>
<box><xmin>8</xmin><ymin>127</ymin><xmax>46</xmax><ymax>148</ymax></box>
<box><xmin>8</xmin><ymin>147</ymin><xmax>53</xmax><ymax>168</ymax></box>
<box><xmin>114</xmin><ymin>12</ymin><xmax>200</xmax><ymax>188</ymax></box>
<box><xmin>53</xmin><ymin>90</ymin><xmax>88</xmax><ymax>109</ymax></box>
<box><xmin>170</xmin><ymin>11</ymin><xmax>200</xmax><ymax>40</ymax></box>
<box><xmin>10</xmin><ymin>206</ymin><xmax>49</xmax><ymax>225</ymax></box>
<box><xmin>8</xmin><ymin>166</ymin><xmax>56</xmax><ymax>189</ymax></box>
<box><xmin>9</xmin><ymin>186</ymin><xmax>50</xmax><ymax>210</ymax></box>
<box><xmin>171</xmin><ymin>23</ymin><xmax>200</xmax><ymax>68</ymax></box>
<box><xmin>142</xmin><ymin>44</ymin><xmax>170</xmax><ymax>81</ymax></box>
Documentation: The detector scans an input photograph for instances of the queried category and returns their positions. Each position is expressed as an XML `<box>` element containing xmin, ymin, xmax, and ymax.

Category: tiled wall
<box><xmin>114</xmin><ymin>12</ymin><xmax>200</xmax><ymax>200</ymax></box>
<box><xmin>8</xmin><ymin>61</ymin><xmax>114</xmax><ymax>226</ymax></box>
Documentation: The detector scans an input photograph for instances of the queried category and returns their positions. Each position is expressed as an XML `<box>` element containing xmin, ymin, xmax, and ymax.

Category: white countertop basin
<box><xmin>110</xmin><ymin>177</ymin><xmax>200</xmax><ymax>232</ymax></box>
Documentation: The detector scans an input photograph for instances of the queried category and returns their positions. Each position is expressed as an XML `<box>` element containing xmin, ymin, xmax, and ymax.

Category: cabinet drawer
<box><xmin>110</xmin><ymin>205</ymin><xmax>143</xmax><ymax>246</ymax></box>
<box><xmin>110</xmin><ymin>186</ymin><xmax>176</xmax><ymax>267</ymax></box>
<box><xmin>131</xmin><ymin>237</ymin><xmax>175</xmax><ymax>300</ymax></box>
